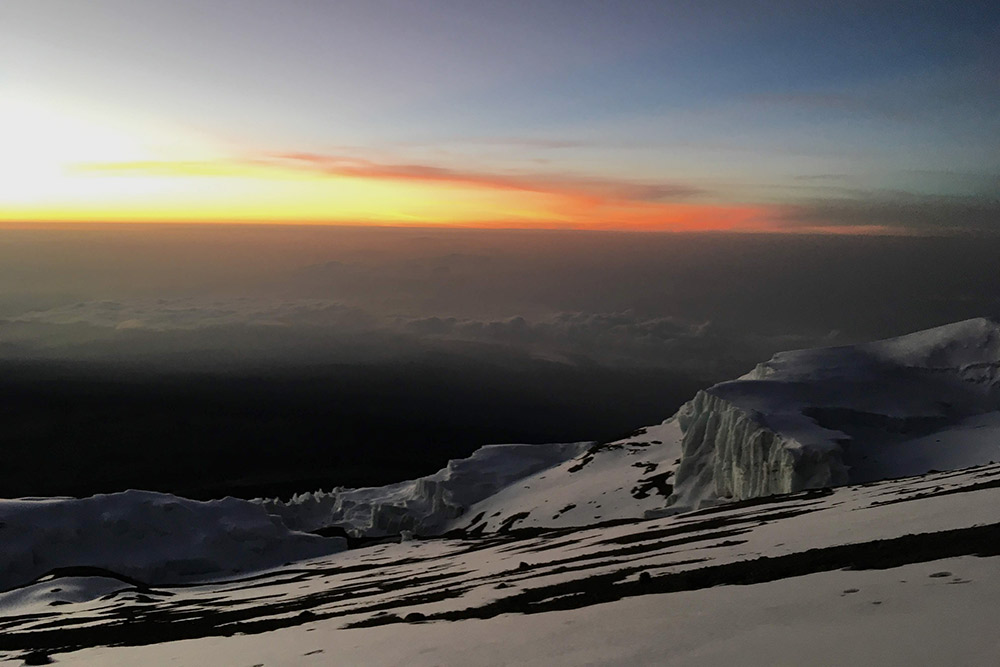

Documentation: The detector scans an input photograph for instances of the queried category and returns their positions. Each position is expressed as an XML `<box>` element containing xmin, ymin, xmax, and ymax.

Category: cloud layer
<box><xmin>2</xmin><ymin>297</ymin><xmax>822</xmax><ymax>380</ymax></box>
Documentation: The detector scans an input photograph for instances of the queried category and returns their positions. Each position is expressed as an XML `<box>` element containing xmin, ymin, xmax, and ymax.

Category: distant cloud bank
<box><xmin>2</xmin><ymin>297</ymin><xmax>827</xmax><ymax>379</ymax></box>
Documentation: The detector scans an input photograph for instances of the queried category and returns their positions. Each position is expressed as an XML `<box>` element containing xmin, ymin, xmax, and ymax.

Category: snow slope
<box><xmin>5</xmin><ymin>463</ymin><xmax>1000</xmax><ymax>666</ymax></box>
<box><xmin>257</xmin><ymin>442</ymin><xmax>589</xmax><ymax>537</ymax></box>
<box><xmin>449</xmin><ymin>419</ymin><xmax>684</xmax><ymax>533</ymax></box>
<box><xmin>0</xmin><ymin>491</ymin><xmax>346</xmax><ymax>593</ymax></box>
<box><xmin>51</xmin><ymin>557</ymin><xmax>1000</xmax><ymax>667</ymax></box>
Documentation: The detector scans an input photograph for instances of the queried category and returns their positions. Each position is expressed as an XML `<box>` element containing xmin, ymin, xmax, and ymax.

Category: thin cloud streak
<box><xmin>265</xmin><ymin>152</ymin><xmax>708</xmax><ymax>203</ymax></box>
<box><xmin>73</xmin><ymin>155</ymin><xmax>1000</xmax><ymax>236</ymax></box>
<box><xmin>780</xmin><ymin>195</ymin><xmax>1000</xmax><ymax>234</ymax></box>
<box><xmin>77</xmin><ymin>152</ymin><xmax>707</xmax><ymax>204</ymax></box>
<box><xmin>398</xmin><ymin>137</ymin><xmax>591</xmax><ymax>150</ymax></box>
<box><xmin>746</xmin><ymin>91</ymin><xmax>913</xmax><ymax>121</ymax></box>
<box><xmin>71</xmin><ymin>152</ymin><xmax>783</xmax><ymax>231</ymax></box>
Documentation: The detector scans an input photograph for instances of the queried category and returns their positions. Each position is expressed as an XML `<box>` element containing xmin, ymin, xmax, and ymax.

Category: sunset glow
<box><xmin>2</xmin><ymin>3</ymin><xmax>996</xmax><ymax>233</ymax></box>
<box><xmin>0</xmin><ymin>100</ymin><xmax>772</xmax><ymax>230</ymax></box>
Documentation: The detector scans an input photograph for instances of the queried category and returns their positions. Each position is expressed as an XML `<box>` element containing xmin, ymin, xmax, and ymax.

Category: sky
<box><xmin>2</xmin><ymin>1</ymin><xmax>998</xmax><ymax>232</ymax></box>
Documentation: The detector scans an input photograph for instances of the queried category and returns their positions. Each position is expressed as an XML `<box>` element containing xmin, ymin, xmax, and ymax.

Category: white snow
<box><xmin>0</xmin><ymin>490</ymin><xmax>345</xmax><ymax>593</ymax></box>
<box><xmin>448</xmin><ymin>419</ymin><xmax>685</xmax><ymax>533</ymax></box>
<box><xmin>53</xmin><ymin>557</ymin><xmax>1000</xmax><ymax>667</ymax></box>
<box><xmin>257</xmin><ymin>442</ymin><xmax>590</xmax><ymax>536</ymax></box>
<box><xmin>0</xmin><ymin>577</ymin><xmax>132</xmax><ymax>617</ymax></box>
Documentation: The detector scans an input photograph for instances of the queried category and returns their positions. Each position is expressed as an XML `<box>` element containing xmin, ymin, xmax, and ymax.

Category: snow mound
<box><xmin>257</xmin><ymin>442</ymin><xmax>589</xmax><ymax>537</ymax></box>
<box><xmin>669</xmin><ymin>317</ymin><xmax>1000</xmax><ymax>510</ymax></box>
<box><xmin>0</xmin><ymin>490</ymin><xmax>346</xmax><ymax>593</ymax></box>
<box><xmin>0</xmin><ymin>576</ymin><xmax>134</xmax><ymax>616</ymax></box>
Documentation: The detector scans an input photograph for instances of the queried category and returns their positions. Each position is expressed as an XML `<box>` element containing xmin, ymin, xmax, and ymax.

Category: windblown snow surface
<box><xmin>2</xmin><ymin>318</ymin><xmax>1000</xmax><ymax>665</ymax></box>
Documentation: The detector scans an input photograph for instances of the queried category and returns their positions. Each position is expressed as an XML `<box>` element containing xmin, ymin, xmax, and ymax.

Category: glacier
<box><xmin>445</xmin><ymin>317</ymin><xmax>1000</xmax><ymax>529</ymax></box>
<box><xmin>255</xmin><ymin>318</ymin><xmax>1000</xmax><ymax>535</ymax></box>
<box><xmin>257</xmin><ymin>441</ymin><xmax>589</xmax><ymax>537</ymax></box>
<box><xmin>668</xmin><ymin>389</ymin><xmax>848</xmax><ymax>509</ymax></box>
<box><xmin>9</xmin><ymin>462</ymin><xmax>1000</xmax><ymax>666</ymax></box>
<box><xmin>0</xmin><ymin>491</ymin><xmax>346</xmax><ymax>593</ymax></box>
<box><xmin>667</xmin><ymin>317</ymin><xmax>1000</xmax><ymax>510</ymax></box>
<box><xmin>3</xmin><ymin>317</ymin><xmax>996</xmax><ymax>602</ymax></box>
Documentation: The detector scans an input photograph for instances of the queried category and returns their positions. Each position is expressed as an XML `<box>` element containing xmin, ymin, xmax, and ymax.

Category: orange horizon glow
<box><xmin>0</xmin><ymin>92</ymin><xmax>911</xmax><ymax>235</ymax></box>
<box><xmin>0</xmin><ymin>149</ymin><xmax>905</xmax><ymax>234</ymax></box>
<box><xmin>1</xmin><ymin>148</ymin><xmax>784</xmax><ymax>231</ymax></box>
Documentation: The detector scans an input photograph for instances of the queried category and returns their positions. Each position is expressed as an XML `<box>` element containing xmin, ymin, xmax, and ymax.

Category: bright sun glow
<box><xmin>0</xmin><ymin>93</ymin><xmax>153</xmax><ymax>204</ymax></box>
<box><xmin>0</xmin><ymin>92</ymin><xmax>772</xmax><ymax>230</ymax></box>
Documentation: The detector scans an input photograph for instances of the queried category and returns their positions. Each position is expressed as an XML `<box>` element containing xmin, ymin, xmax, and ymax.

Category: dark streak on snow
<box><xmin>351</xmin><ymin>522</ymin><xmax>1000</xmax><ymax>627</ymax></box>
<box><xmin>630</xmin><ymin>471</ymin><xmax>674</xmax><ymax>499</ymax></box>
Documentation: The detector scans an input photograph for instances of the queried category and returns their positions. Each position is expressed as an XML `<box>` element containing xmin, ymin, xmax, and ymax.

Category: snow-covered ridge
<box><xmin>0</xmin><ymin>491</ymin><xmax>345</xmax><ymax>593</ymax></box>
<box><xmin>743</xmin><ymin>316</ymin><xmax>1000</xmax><ymax>384</ymax></box>
<box><xmin>257</xmin><ymin>442</ymin><xmax>589</xmax><ymax>537</ymax></box>
<box><xmin>442</xmin><ymin>319</ymin><xmax>1000</xmax><ymax>528</ymax></box>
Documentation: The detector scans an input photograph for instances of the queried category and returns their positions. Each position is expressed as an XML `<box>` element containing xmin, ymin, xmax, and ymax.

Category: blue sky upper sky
<box><xmin>2</xmin><ymin>1</ymin><xmax>998</xmax><ymax>231</ymax></box>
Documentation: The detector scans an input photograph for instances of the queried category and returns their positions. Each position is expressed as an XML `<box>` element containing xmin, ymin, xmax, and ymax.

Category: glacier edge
<box><xmin>668</xmin><ymin>390</ymin><xmax>849</xmax><ymax>510</ymax></box>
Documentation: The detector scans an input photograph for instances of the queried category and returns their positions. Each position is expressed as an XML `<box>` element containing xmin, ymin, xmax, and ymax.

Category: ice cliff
<box><xmin>666</xmin><ymin>317</ymin><xmax>1000</xmax><ymax>510</ymax></box>
<box><xmin>668</xmin><ymin>390</ymin><xmax>848</xmax><ymax>509</ymax></box>
<box><xmin>257</xmin><ymin>442</ymin><xmax>589</xmax><ymax>537</ymax></box>
<box><xmin>4</xmin><ymin>319</ymin><xmax>995</xmax><ymax>602</ymax></box>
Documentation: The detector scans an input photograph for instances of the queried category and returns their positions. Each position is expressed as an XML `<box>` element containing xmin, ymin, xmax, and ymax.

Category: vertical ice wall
<box><xmin>668</xmin><ymin>390</ymin><xmax>848</xmax><ymax>510</ymax></box>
